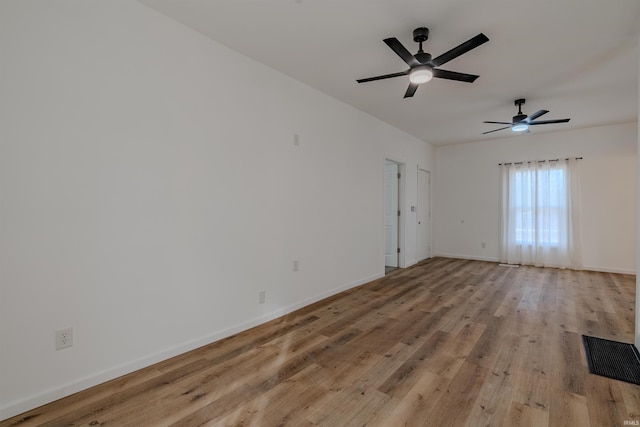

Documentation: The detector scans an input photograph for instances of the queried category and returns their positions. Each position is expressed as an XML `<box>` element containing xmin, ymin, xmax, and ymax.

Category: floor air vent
<box><xmin>582</xmin><ymin>335</ymin><xmax>640</xmax><ymax>385</ymax></box>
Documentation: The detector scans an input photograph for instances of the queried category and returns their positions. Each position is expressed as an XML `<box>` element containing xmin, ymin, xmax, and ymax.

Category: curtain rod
<box><xmin>498</xmin><ymin>157</ymin><xmax>582</xmax><ymax>166</ymax></box>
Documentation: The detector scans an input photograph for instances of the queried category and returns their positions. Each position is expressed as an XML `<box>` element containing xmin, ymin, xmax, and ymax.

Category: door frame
<box><xmin>383</xmin><ymin>158</ymin><xmax>406</xmax><ymax>269</ymax></box>
<box><xmin>417</xmin><ymin>167</ymin><xmax>432</xmax><ymax>262</ymax></box>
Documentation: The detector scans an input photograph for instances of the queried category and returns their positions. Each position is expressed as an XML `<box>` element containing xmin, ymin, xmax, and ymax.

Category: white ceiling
<box><xmin>140</xmin><ymin>0</ymin><xmax>640</xmax><ymax>146</ymax></box>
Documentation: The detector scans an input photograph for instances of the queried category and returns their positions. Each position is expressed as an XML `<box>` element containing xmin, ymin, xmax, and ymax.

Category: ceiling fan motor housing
<box><xmin>415</xmin><ymin>52</ymin><xmax>432</xmax><ymax>63</ymax></box>
<box><xmin>513</xmin><ymin>114</ymin><xmax>527</xmax><ymax>123</ymax></box>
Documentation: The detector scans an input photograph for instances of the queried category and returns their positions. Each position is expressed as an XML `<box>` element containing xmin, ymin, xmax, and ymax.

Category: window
<box><xmin>500</xmin><ymin>158</ymin><xmax>582</xmax><ymax>269</ymax></box>
<box><xmin>513</xmin><ymin>166</ymin><xmax>565</xmax><ymax>246</ymax></box>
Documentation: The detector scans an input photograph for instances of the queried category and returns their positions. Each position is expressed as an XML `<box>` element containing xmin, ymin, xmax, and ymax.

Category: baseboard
<box><xmin>581</xmin><ymin>265</ymin><xmax>636</xmax><ymax>275</ymax></box>
<box><xmin>0</xmin><ymin>272</ymin><xmax>383</xmax><ymax>421</ymax></box>
<box><xmin>401</xmin><ymin>258</ymin><xmax>417</xmax><ymax>268</ymax></box>
<box><xmin>434</xmin><ymin>253</ymin><xmax>501</xmax><ymax>263</ymax></box>
<box><xmin>434</xmin><ymin>254</ymin><xmax>636</xmax><ymax>275</ymax></box>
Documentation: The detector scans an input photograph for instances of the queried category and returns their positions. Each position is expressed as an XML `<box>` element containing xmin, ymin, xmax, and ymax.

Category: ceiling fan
<box><xmin>483</xmin><ymin>99</ymin><xmax>571</xmax><ymax>134</ymax></box>
<box><xmin>357</xmin><ymin>27</ymin><xmax>489</xmax><ymax>98</ymax></box>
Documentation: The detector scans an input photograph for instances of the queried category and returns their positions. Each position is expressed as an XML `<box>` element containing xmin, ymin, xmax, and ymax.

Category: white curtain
<box><xmin>500</xmin><ymin>158</ymin><xmax>582</xmax><ymax>269</ymax></box>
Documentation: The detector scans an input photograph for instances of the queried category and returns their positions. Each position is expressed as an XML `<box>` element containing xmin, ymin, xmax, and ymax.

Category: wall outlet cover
<box><xmin>55</xmin><ymin>328</ymin><xmax>73</xmax><ymax>350</ymax></box>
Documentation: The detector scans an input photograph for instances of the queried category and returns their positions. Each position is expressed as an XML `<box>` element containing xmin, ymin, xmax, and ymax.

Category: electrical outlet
<box><xmin>293</xmin><ymin>260</ymin><xmax>299</xmax><ymax>272</ymax></box>
<box><xmin>481</xmin><ymin>242</ymin><xmax>486</xmax><ymax>249</ymax></box>
<box><xmin>55</xmin><ymin>327</ymin><xmax>73</xmax><ymax>350</ymax></box>
<box><xmin>293</xmin><ymin>134</ymin><xmax>300</xmax><ymax>146</ymax></box>
<box><xmin>258</xmin><ymin>290</ymin><xmax>266</xmax><ymax>304</ymax></box>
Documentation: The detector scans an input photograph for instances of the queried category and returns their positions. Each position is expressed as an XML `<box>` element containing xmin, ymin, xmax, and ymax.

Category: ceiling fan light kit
<box><xmin>357</xmin><ymin>27</ymin><xmax>489</xmax><ymax>98</ymax></box>
<box><xmin>409</xmin><ymin>66</ymin><xmax>433</xmax><ymax>84</ymax></box>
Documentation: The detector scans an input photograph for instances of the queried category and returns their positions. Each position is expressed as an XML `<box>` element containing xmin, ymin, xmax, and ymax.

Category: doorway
<box><xmin>417</xmin><ymin>168</ymin><xmax>431</xmax><ymax>262</ymax></box>
<box><xmin>384</xmin><ymin>160</ymin><xmax>402</xmax><ymax>273</ymax></box>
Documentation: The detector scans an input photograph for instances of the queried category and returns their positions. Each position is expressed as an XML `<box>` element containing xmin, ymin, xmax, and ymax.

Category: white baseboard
<box><xmin>401</xmin><ymin>258</ymin><xmax>417</xmax><ymax>268</ymax></box>
<box><xmin>434</xmin><ymin>253</ymin><xmax>501</xmax><ymax>263</ymax></box>
<box><xmin>433</xmin><ymin>253</ymin><xmax>636</xmax><ymax>275</ymax></box>
<box><xmin>0</xmin><ymin>272</ymin><xmax>383</xmax><ymax>421</ymax></box>
<box><xmin>581</xmin><ymin>265</ymin><xmax>636</xmax><ymax>275</ymax></box>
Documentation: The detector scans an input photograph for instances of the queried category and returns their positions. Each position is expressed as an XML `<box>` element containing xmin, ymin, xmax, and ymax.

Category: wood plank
<box><xmin>548</xmin><ymin>387</ymin><xmax>591</xmax><ymax>427</ymax></box>
<box><xmin>584</xmin><ymin>375</ymin><xmax>628</xmax><ymax>427</ymax></box>
<box><xmin>502</xmin><ymin>400</ymin><xmax>549</xmax><ymax>427</ymax></box>
<box><xmin>367</xmin><ymin>371</ymin><xmax>448</xmax><ymax>427</ymax></box>
<box><xmin>376</xmin><ymin>330</ymin><xmax>451</xmax><ymax>399</ymax></box>
<box><xmin>424</xmin><ymin>360</ymin><xmax>489</xmax><ymax>426</ymax></box>
<box><xmin>425</xmin><ymin>321</ymin><xmax>486</xmax><ymax>378</ymax></box>
<box><xmin>465</xmin><ymin>366</ymin><xmax>514</xmax><ymax>427</ymax></box>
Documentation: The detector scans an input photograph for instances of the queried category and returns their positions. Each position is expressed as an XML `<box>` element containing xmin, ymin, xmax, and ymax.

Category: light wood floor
<box><xmin>2</xmin><ymin>258</ymin><xmax>638</xmax><ymax>426</ymax></box>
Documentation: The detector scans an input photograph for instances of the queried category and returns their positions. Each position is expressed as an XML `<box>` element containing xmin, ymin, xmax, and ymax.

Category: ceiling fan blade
<box><xmin>483</xmin><ymin>121</ymin><xmax>512</xmax><ymax>125</ymax></box>
<box><xmin>482</xmin><ymin>126</ymin><xmax>511</xmax><ymax>134</ymax></box>
<box><xmin>384</xmin><ymin>37</ymin><xmax>420</xmax><ymax>67</ymax></box>
<box><xmin>524</xmin><ymin>110</ymin><xmax>549</xmax><ymax>122</ymax></box>
<box><xmin>529</xmin><ymin>118</ymin><xmax>571</xmax><ymax>125</ymax></box>
<box><xmin>433</xmin><ymin>68</ymin><xmax>479</xmax><ymax>83</ymax></box>
<box><xmin>431</xmin><ymin>33</ymin><xmax>489</xmax><ymax>67</ymax></box>
<box><xmin>357</xmin><ymin>70</ymin><xmax>409</xmax><ymax>83</ymax></box>
<box><xmin>404</xmin><ymin>83</ymin><xmax>419</xmax><ymax>98</ymax></box>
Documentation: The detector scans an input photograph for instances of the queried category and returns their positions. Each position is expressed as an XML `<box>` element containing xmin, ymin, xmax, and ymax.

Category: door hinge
<box><xmin>398</xmin><ymin>173</ymin><xmax>401</xmax><ymax>179</ymax></box>
<box><xmin>398</xmin><ymin>210</ymin><xmax>401</xmax><ymax>216</ymax></box>
<box><xmin>397</xmin><ymin>248</ymin><xmax>401</xmax><ymax>254</ymax></box>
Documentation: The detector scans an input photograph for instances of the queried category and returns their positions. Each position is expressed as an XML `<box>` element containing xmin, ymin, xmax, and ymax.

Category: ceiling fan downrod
<box><xmin>513</xmin><ymin>99</ymin><xmax>527</xmax><ymax>123</ymax></box>
<box><xmin>413</xmin><ymin>27</ymin><xmax>432</xmax><ymax>63</ymax></box>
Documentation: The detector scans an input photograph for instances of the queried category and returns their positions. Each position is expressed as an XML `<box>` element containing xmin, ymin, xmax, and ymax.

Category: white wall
<box><xmin>434</xmin><ymin>122</ymin><xmax>637</xmax><ymax>274</ymax></box>
<box><xmin>0</xmin><ymin>1</ymin><xmax>432</xmax><ymax>418</ymax></box>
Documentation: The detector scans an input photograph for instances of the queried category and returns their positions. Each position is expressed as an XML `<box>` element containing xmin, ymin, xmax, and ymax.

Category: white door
<box><xmin>417</xmin><ymin>169</ymin><xmax>431</xmax><ymax>261</ymax></box>
<box><xmin>384</xmin><ymin>161</ymin><xmax>399</xmax><ymax>267</ymax></box>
